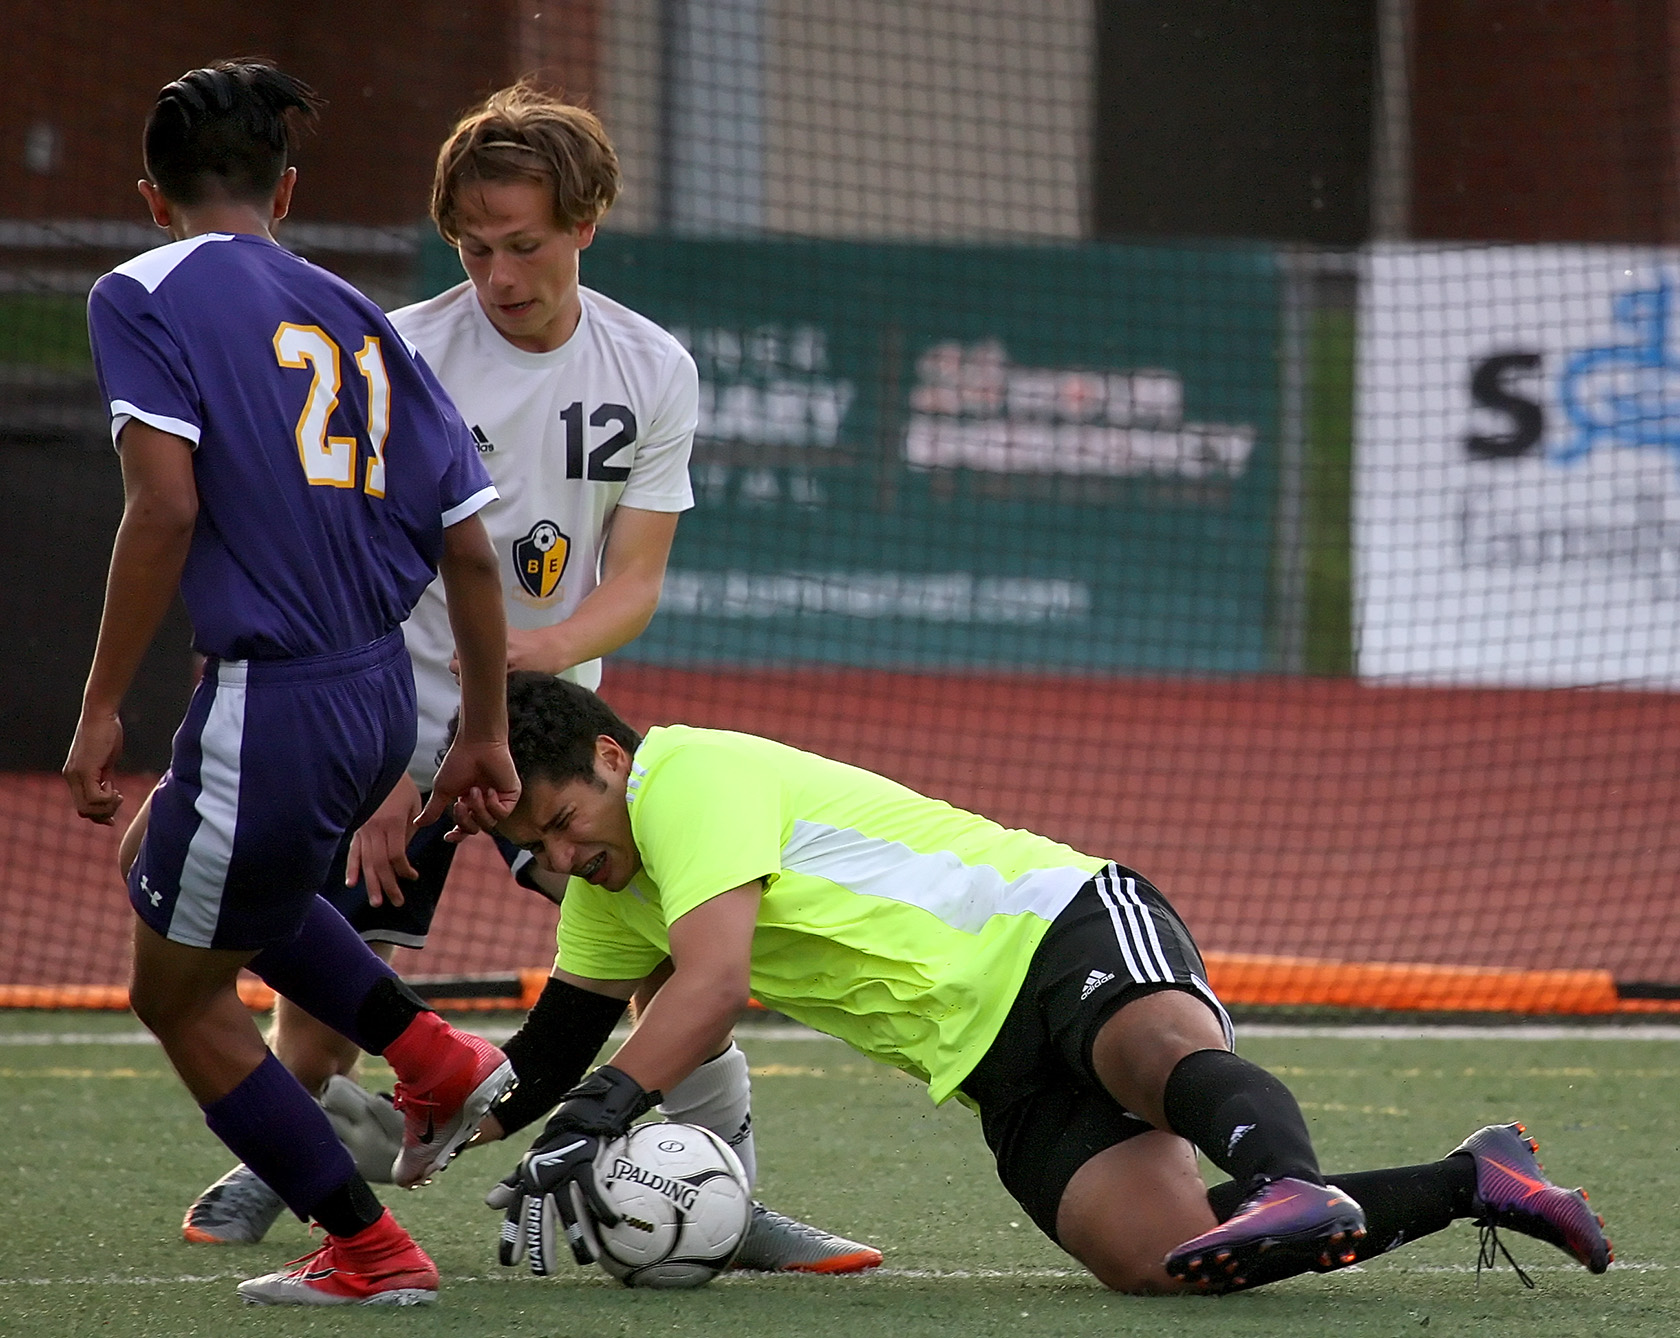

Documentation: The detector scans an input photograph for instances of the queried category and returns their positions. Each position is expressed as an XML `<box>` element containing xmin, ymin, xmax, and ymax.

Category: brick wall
<box><xmin>0</xmin><ymin>2</ymin><xmax>605</xmax><ymax>226</ymax></box>
<box><xmin>1411</xmin><ymin>0</ymin><xmax>1680</xmax><ymax>242</ymax></box>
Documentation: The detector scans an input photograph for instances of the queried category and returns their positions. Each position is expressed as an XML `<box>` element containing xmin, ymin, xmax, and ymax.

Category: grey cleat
<box><xmin>182</xmin><ymin>1163</ymin><xmax>287</xmax><ymax>1244</ymax></box>
<box><xmin>731</xmin><ymin>1201</ymin><xmax>883</xmax><ymax>1273</ymax></box>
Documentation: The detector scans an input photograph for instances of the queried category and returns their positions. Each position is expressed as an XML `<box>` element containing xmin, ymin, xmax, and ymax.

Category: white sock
<box><xmin>659</xmin><ymin>1042</ymin><xmax>756</xmax><ymax>1186</ymax></box>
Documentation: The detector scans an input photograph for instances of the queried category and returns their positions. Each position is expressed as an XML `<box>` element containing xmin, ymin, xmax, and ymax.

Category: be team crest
<box><xmin>514</xmin><ymin>519</ymin><xmax>569</xmax><ymax>600</ymax></box>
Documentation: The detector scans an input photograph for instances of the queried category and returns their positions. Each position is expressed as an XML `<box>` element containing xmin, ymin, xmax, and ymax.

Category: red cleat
<box><xmin>236</xmin><ymin>1210</ymin><xmax>437</xmax><ymax>1305</ymax></box>
<box><xmin>391</xmin><ymin>1028</ymin><xmax>513</xmax><ymax>1188</ymax></box>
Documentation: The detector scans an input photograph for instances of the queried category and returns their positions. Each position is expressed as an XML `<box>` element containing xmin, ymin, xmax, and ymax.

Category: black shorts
<box><xmin>320</xmin><ymin>805</ymin><xmax>533</xmax><ymax>949</ymax></box>
<box><xmin>957</xmin><ymin>864</ymin><xmax>1233</xmax><ymax>1243</ymax></box>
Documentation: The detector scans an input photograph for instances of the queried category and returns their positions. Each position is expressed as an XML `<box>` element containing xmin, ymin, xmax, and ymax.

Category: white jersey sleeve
<box><xmin>617</xmin><ymin>340</ymin><xmax>699</xmax><ymax>512</ymax></box>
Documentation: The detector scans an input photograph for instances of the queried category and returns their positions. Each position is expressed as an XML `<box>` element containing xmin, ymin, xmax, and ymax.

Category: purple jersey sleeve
<box><xmin>88</xmin><ymin>269</ymin><xmax>204</xmax><ymax>446</ymax></box>
<box><xmin>409</xmin><ymin>345</ymin><xmax>496</xmax><ymax>525</ymax></box>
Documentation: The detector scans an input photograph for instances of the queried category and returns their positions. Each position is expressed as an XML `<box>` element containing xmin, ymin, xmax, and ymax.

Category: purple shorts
<box><xmin>129</xmin><ymin>631</ymin><xmax>416</xmax><ymax>951</ymax></box>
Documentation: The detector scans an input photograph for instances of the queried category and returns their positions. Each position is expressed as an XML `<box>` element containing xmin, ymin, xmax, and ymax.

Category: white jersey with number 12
<box><xmin>390</xmin><ymin>281</ymin><xmax>697</xmax><ymax>784</ymax></box>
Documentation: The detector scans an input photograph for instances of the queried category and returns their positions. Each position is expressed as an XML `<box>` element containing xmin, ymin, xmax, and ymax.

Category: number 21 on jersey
<box><xmin>273</xmin><ymin>323</ymin><xmax>390</xmax><ymax>496</ymax></box>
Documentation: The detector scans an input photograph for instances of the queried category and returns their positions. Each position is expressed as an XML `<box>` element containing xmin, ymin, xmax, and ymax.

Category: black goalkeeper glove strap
<box><xmin>537</xmin><ymin>1063</ymin><xmax>662</xmax><ymax>1140</ymax></box>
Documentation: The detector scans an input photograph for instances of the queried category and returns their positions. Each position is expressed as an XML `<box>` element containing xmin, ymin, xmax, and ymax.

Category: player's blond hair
<box><xmin>431</xmin><ymin>82</ymin><xmax>620</xmax><ymax>241</ymax></box>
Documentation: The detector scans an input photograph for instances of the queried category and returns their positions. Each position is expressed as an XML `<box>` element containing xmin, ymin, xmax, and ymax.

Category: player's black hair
<box><xmin>505</xmin><ymin>671</ymin><xmax>643</xmax><ymax>788</ymax></box>
<box><xmin>143</xmin><ymin>60</ymin><xmax>323</xmax><ymax>207</ymax></box>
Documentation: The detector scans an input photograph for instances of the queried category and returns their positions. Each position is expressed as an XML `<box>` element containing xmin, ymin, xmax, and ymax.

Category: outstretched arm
<box><xmin>417</xmin><ymin>513</ymin><xmax>520</xmax><ymax>832</ymax></box>
<box><xmin>474</xmin><ymin>970</ymin><xmax>637</xmax><ymax>1144</ymax></box>
<box><xmin>489</xmin><ymin>888</ymin><xmax>758</xmax><ymax>1276</ymax></box>
<box><xmin>596</xmin><ymin>881</ymin><xmax>762</xmax><ymax>1096</ymax></box>
<box><xmin>64</xmin><ymin>422</ymin><xmax>197</xmax><ymax>824</ymax></box>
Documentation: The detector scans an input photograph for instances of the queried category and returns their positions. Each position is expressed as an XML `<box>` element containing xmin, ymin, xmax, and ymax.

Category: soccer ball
<box><xmin>586</xmin><ymin>1122</ymin><xmax>752</xmax><ymax>1288</ymax></box>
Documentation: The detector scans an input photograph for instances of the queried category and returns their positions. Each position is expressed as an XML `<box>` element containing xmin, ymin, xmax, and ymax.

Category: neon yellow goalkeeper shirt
<box><xmin>555</xmin><ymin>725</ymin><xmax>1106</xmax><ymax>1104</ymax></box>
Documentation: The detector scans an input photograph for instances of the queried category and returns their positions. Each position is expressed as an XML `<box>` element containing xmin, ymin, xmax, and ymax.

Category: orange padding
<box><xmin>0</xmin><ymin>979</ymin><xmax>288</xmax><ymax>1011</ymax></box>
<box><xmin>519</xmin><ymin>968</ymin><xmax>550</xmax><ymax>1010</ymax></box>
<box><xmin>0</xmin><ymin>959</ymin><xmax>1673</xmax><ymax>1015</ymax></box>
<box><xmin>1204</xmin><ymin>952</ymin><xmax>1624</xmax><ymax>1014</ymax></box>
<box><xmin>0</xmin><ymin>975</ymin><xmax>520</xmax><ymax>1013</ymax></box>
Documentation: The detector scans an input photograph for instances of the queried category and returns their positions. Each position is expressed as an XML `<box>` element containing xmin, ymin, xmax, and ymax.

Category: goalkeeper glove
<box><xmin>491</xmin><ymin>1064</ymin><xmax>661</xmax><ymax>1274</ymax></box>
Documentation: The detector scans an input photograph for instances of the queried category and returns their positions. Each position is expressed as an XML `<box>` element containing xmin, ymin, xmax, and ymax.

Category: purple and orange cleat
<box><xmin>1165</xmin><ymin>1177</ymin><xmax>1367</xmax><ymax>1294</ymax></box>
<box><xmin>1451</xmin><ymin>1122</ymin><xmax>1611</xmax><ymax>1276</ymax></box>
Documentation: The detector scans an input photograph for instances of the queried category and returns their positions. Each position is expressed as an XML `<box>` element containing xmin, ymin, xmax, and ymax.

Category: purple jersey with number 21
<box><xmin>87</xmin><ymin>231</ymin><xmax>495</xmax><ymax>661</ymax></box>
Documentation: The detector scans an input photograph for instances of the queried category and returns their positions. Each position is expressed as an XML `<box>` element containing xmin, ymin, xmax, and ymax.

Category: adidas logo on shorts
<box><xmin>1081</xmin><ymin>969</ymin><xmax>1116</xmax><ymax>1000</ymax></box>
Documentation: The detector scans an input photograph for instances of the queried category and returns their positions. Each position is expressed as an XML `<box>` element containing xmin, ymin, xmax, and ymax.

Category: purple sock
<box><xmin>203</xmin><ymin>1052</ymin><xmax>358</xmax><ymax>1219</ymax></box>
<box><xmin>247</xmin><ymin>895</ymin><xmax>396</xmax><ymax>1050</ymax></box>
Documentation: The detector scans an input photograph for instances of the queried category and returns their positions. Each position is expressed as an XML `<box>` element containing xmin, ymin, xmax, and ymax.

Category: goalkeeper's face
<box><xmin>499</xmin><ymin>739</ymin><xmax>640</xmax><ymax>891</ymax></box>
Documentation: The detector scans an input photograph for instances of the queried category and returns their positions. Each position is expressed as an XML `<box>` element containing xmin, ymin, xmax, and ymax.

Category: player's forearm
<box><xmin>513</xmin><ymin>567</ymin><xmax>665</xmax><ymax>674</ymax></box>
<box><xmin>489</xmin><ymin>973</ymin><xmax>632</xmax><ymax>1138</ymax></box>
<box><xmin>81</xmin><ymin>501</ymin><xmax>194</xmax><ymax>713</ymax></box>
<box><xmin>599</xmin><ymin>967</ymin><xmax>746</xmax><ymax>1097</ymax></box>
<box><xmin>439</xmin><ymin>515</ymin><xmax>509</xmax><ymax>741</ymax></box>
<box><xmin>450</xmin><ymin>591</ymin><xmax>510</xmax><ymax>742</ymax></box>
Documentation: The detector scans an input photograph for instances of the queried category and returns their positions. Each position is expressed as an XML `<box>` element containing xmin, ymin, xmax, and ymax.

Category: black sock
<box><xmin>1208</xmin><ymin>1157</ymin><xmax>1477</xmax><ymax>1260</ymax></box>
<box><xmin>309</xmin><ymin>1172</ymin><xmax>385</xmax><ymax>1239</ymax></box>
<box><xmin>308</xmin><ymin>1173</ymin><xmax>385</xmax><ymax>1239</ymax></box>
<box><xmin>354</xmin><ymin>976</ymin><xmax>431</xmax><ymax>1054</ymax></box>
<box><xmin>1162</xmin><ymin>1048</ymin><xmax>1323</xmax><ymax>1187</ymax></box>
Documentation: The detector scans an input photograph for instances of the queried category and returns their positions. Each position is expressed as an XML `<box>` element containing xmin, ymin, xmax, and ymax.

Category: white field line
<box><xmin>6</xmin><ymin>1021</ymin><xmax>1680</xmax><ymax>1047</ymax></box>
<box><xmin>1</xmin><ymin>1261</ymin><xmax>1666</xmax><ymax>1288</ymax></box>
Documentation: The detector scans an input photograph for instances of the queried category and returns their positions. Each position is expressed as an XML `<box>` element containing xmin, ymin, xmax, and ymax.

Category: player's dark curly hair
<box><xmin>144</xmin><ymin>60</ymin><xmax>322</xmax><ymax>206</ymax></box>
<box><xmin>506</xmin><ymin>671</ymin><xmax>642</xmax><ymax>789</ymax></box>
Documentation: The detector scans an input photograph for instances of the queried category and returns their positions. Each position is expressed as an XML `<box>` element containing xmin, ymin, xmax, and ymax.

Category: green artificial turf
<box><xmin>3</xmin><ymin>1011</ymin><xmax>1675</xmax><ymax>1337</ymax></box>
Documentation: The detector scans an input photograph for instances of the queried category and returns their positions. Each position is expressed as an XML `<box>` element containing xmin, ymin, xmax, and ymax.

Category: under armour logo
<box><xmin>1227</xmin><ymin>1123</ymin><xmax>1256</xmax><ymax>1154</ymax></box>
<box><xmin>141</xmin><ymin>874</ymin><xmax>160</xmax><ymax>907</ymax></box>
<box><xmin>1081</xmin><ymin>969</ymin><xmax>1115</xmax><ymax>1000</ymax></box>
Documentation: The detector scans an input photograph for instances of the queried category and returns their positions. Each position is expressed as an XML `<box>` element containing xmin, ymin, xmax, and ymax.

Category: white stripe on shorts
<box><xmin>1094</xmin><ymin>868</ymin><xmax>1172</xmax><ymax>983</ymax></box>
<box><xmin>1093</xmin><ymin>865</ymin><xmax>1236</xmax><ymax>1048</ymax></box>
<box><xmin>1124</xmin><ymin>873</ymin><xmax>1176</xmax><ymax>980</ymax></box>
<box><xmin>171</xmin><ymin>661</ymin><xmax>248</xmax><ymax>948</ymax></box>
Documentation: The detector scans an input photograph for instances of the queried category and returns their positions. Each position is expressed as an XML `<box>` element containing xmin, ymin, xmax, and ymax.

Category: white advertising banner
<box><xmin>1357</xmin><ymin>244</ymin><xmax>1680</xmax><ymax>687</ymax></box>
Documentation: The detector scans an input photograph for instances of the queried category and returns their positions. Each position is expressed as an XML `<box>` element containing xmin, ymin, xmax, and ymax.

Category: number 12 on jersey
<box><xmin>273</xmin><ymin>322</ymin><xmax>391</xmax><ymax>496</ymax></box>
<box><xmin>558</xmin><ymin>400</ymin><xmax>636</xmax><ymax>481</ymax></box>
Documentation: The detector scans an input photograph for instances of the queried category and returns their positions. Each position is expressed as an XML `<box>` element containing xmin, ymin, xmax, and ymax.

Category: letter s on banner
<box><xmin>1466</xmin><ymin>352</ymin><xmax>1544</xmax><ymax>459</ymax></box>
